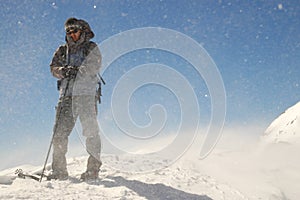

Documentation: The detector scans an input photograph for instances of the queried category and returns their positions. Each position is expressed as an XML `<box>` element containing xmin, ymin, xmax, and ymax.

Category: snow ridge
<box><xmin>264</xmin><ymin>101</ymin><xmax>300</xmax><ymax>143</ymax></box>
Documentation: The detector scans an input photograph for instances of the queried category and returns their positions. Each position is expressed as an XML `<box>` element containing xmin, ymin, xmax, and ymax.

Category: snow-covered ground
<box><xmin>0</xmin><ymin>154</ymin><xmax>246</xmax><ymax>200</ymax></box>
<box><xmin>1</xmin><ymin>102</ymin><xmax>300</xmax><ymax>199</ymax></box>
<box><xmin>1</xmin><ymin>136</ymin><xmax>299</xmax><ymax>200</ymax></box>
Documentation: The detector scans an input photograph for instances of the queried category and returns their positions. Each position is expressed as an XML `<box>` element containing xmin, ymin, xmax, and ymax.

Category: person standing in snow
<box><xmin>48</xmin><ymin>18</ymin><xmax>102</xmax><ymax>180</ymax></box>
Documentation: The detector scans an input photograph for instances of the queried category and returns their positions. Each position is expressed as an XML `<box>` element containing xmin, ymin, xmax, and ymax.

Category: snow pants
<box><xmin>52</xmin><ymin>95</ymin><xmax>101</xmax><ymax>174</ymax></box>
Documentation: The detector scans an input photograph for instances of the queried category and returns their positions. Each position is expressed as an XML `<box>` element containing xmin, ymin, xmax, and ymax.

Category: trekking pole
<box><xmin>39</xmin><ymin>77</ymin><xmax>72</xmax><ymax>182</ymax></box>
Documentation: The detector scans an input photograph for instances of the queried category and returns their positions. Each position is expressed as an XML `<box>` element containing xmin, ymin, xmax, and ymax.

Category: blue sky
<box><xmin>0</xmin><ymin>0</ymin><xmax>299</xmax><ymax>169</ymax></box>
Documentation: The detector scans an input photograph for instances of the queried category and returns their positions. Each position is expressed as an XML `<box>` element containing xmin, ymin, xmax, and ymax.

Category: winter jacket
<box><xmin>50</xmin><ymin>30</ymin><xmax>101</xmax><ymax>97</ymax></box>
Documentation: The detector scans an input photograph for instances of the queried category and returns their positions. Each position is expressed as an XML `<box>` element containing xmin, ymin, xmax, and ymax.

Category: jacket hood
<box><xmin>64</xmin><ymin>18</ymin><xmax>94</xmax><ymax>41</ymax></box>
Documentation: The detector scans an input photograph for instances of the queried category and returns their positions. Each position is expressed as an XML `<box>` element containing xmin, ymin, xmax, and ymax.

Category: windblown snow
<box><xmin>1</xmin><ymin>102</ymin><xmax>300</xmax><ymax>199</ymax></box>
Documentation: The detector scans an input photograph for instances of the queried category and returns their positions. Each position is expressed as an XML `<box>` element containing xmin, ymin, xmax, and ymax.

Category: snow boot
<box><xmin>80</xmin><ymin>170</ymin><xmax>99</xmax><ymax>181</ymax></box>
<box><xmin>80</xmin><ymin>155</ymin><xmax>102</xmax><ymax>181</ymax></box>
<box><xmin>47</xmin><ymin>171</ymin><xmax>68</xmax><ymax>181</ymax></box>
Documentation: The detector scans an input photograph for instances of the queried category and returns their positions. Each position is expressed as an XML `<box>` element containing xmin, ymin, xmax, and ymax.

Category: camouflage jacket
<box><xmin>50</xmin><ymin>34</ymin><xmax>101</xmax><ymax>98</ymax></box>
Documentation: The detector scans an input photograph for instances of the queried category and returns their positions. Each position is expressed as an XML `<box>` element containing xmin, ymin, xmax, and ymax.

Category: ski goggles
<box><xmin>66</xmin><ymin>28</ymin><xmax>79</xmax><ymax>35</ymax></box>
<box><xmin>65</xmin><ymin>25</ymin><xmax>82</xmax><ymax>35</ymax></box>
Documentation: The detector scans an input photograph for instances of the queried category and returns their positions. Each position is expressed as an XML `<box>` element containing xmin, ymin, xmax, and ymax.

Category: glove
<box><xmin>52</xmin><ymin>67</ymin><xmax>65</xmax><ymax>79</ymax></box>
<box><xmin>64</xmin><ymin>66</ymin><xmax>79</xmax><ymax>78</ymax></box>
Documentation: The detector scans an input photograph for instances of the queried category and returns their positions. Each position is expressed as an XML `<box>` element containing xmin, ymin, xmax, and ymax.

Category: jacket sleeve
<box><xmin>82</xmin><ymin>42</ymin><xmax>101</xmax><ymax>76</ymax></box>
<box><xmin>50</xmin><ymin>45</ymin><xmax>67</xmax><ymax>77</ymax></box>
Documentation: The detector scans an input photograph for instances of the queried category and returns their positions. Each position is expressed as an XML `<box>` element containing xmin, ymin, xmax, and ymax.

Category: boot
<box><xmin>80</xmin><ymin>170</ymin><xmax>99</xmax><ymax>181</ymax></box>
<box><xmin>80</xmin><ymin>156</ymin><xmax>102</xmax><ymax>181</ymax></box>
<box><xmin>47</xmin><ymin>170</ymin><xmax>68</xmax><ymax>181</ymax></box>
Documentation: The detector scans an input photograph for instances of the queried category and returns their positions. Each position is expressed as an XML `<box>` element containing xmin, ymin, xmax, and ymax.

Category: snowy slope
<box><xmin>0</xmin><ymin>154</ymin><xmax>247</xmax><ymax>200</ymax></box>
<box><xmin>263</xmin><ymin>101</ymin><xmax>300</xmax><ymax>143</ymax></box>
